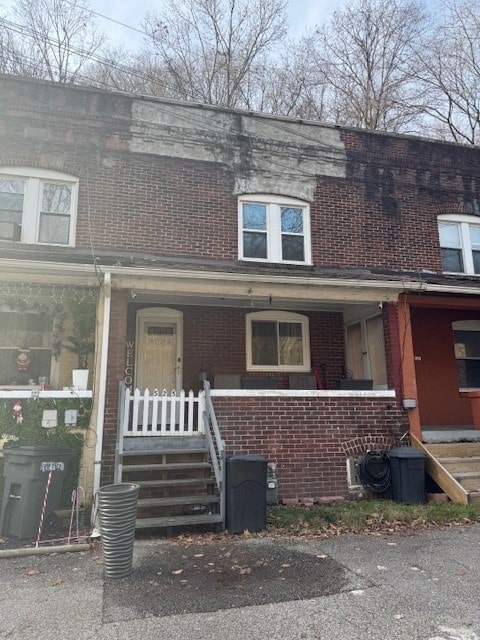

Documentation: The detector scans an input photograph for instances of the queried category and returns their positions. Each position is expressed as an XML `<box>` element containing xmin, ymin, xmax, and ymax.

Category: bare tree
<box><xmin>414</xmin><ymin>0</ymin><xmax>480</xmax><ymax>145</ymax></box>
<box><xmin>142</xmin><ymin>0</ymin><xmax>287</xmax><ymax>108</ymax></box>
<box><xmin>254</xmin><ymin>35</ymin><xmax>329</xmax><ymax>119</ymax></box>
<box><xmin>6</xmin><ymin>0</ymin><xmax>105</xmax><ymax>83</ymax></box>
<box><xmin>315</xmin><ymin>0</ymin><xmax>427</xmax><ymax>132</ymax></box>
<box><xmin>85</xmin><ymin>46</ymin><xmax>173</xmax><ymax>97</ymax></box>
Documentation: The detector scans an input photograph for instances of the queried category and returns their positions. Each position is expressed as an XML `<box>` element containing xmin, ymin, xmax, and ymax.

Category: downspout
<box><xmin>91</xmin><ymin>271</ymin><xmax>112</xmax><ymax>527</ymax></box>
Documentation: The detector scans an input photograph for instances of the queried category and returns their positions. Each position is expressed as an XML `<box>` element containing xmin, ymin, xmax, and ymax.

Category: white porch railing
<box><xmin>122</xmin><ymin>387</ymin><xmax>205</xmax><ymax>437</ymax></box>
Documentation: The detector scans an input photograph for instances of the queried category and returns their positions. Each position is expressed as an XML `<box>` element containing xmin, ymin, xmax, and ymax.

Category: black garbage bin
<box><xmin>226</xmin><ymin>454</ymin><xmax>267</xmax><ymax>533</ymax></box>
<box><xmin>0</xmin><ymin>446</ymin><xmax>70</xmax><ymax>539</ymax></box>
<box><xmin>388</xmin><ymin>446</ymin><xmax>426</xmax><ymax>504</ymax></box>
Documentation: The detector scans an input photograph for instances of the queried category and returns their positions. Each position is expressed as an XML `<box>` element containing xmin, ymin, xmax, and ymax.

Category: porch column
<box><xmin>459</xmin><ymin>391</ymin><xmax>480</xmax><ymax>429</ymax></box>
<box><xmin>397</xmin><ymin>296</ymin><xmax>421</xmax><ymax>440</ymax></box>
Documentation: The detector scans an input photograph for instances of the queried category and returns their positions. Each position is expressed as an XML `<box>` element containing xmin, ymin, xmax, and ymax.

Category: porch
<box><xmin>114</xmin><ymin>382</ymin><xmax>403</xmax><ymax>531</ymax></box>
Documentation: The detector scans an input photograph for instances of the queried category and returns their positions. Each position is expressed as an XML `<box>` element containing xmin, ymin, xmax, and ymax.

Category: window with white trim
<box><xmin>438</xmin><ymin>214</ymin><xmax>480</xmax><ymax>275</ymax></box>
<box><xmin>0</xmin><ymin>167</ymin><xmax>78</xmax><ymax>246</ymax></box>
<box><xmin>239</xmin><ymin>194</ymin><xmax>311</xmax><ymax>264</ymax></box>
<box><xmin>246</xmin><ymin>311</ymin><xmax>311</xmax><ymax>372</ymax></box>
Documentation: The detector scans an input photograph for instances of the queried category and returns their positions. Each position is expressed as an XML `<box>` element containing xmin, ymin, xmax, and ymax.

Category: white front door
<box><xmin>135</xmin><ymin>308</ymin><xmax>183</xmax><ymax>391</ymax></box>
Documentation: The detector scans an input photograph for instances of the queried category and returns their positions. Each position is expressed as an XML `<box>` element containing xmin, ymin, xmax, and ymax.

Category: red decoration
<box><xmin>13</xmin><ymin>401</ymin><xmax>23</xmax><ymax>425</ymax></box>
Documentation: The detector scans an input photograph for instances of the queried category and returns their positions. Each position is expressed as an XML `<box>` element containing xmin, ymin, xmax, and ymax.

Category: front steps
<box><xmin>119</xmin><ymin>436</ymin><xmax>223</xmax><ymax>532</ymax></box>
<box><xmin>412</xmin><ymin>436</ymin><xmax>480</xmax><ymax>507</ymax></box>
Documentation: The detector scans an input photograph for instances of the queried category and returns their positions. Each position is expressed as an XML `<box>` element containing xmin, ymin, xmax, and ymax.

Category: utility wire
<box><xmin>60</xmin><ymin>0</ymin><xmax>147</xmax><ymax>38</ymax></box>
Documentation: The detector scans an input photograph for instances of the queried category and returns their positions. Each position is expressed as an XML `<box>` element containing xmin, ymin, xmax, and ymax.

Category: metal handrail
<box><xmin>203</xmin><ymin>379</ymin><xmax>226</xmax><ymax>525</ymax></box>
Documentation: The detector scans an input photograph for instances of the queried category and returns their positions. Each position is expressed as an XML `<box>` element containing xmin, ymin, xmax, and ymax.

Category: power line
<box><xmin>60</xmin><ymin>0</ymin><xmax>148</xmax><ymax>39</ymax></box>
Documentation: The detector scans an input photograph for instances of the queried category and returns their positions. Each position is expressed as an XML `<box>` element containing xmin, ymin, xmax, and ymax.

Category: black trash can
<box><xmin>226</xmin><ymin>454</ymin><xmax>267</xmax><ymax>533</ymax></box>
<box><xmin>388</xmin><ymin>446</ymin><xmax>426</xmax><ymax>504</ymax></box>
<box><xmin>0</xmin><ymin>446</ymin><xmax>70</xmax><ymax>539</ymax></box>
<box><xmin>97</xmin><ymin>483</ymin><xmax>139</xmax><ymax>579</ymax></box>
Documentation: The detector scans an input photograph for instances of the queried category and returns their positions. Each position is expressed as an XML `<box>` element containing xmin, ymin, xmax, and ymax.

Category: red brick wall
<box><xmin>2</xmin><ymin>76</ymin><xmax>480</xmax><ymax>274</ymax></box>
<box><xmin>123</xmin><ymin>303</ymin><xmax>345</xmax><ymax>393</ymax></box>
<box><xmin>213</xmin><ymin>394</ymin><xmax>406</xmax><ymax>499</ymax></box>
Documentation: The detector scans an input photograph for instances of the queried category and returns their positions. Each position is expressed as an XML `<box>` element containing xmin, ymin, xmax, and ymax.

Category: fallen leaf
<box><xmin>21</xmin><ymin>569</ymin><xmax>40</xmax><ymax>577</ymax></box>
<box><xmin>239</xmin><ymin>567</ymin><xmax>252</xmax><ymax>575</ymax></box>
<box><xmin>51</xmin><ymin>577</ymin><xmax>64</xmax><ymax>586</ymax></box>
<box><xmin>281</xmin><ymin>563</ymin><xmax>291</xmax><ymax>568</ymax></box>
<box><xmin>172</xmin><ymin>569</ymin><xmax>184</xmax><ymax>575</ymax></box>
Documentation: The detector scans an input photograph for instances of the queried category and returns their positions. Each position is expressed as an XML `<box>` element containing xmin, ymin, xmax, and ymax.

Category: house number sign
<box><xmin>125</xmin><ymin>341</ymin><xmax>134</xmax><ymax>386</ymax></box>
<box><xmin>40</xmin><ymin>462</ymin><xmax>65</xmax><ymax>472</ymax></box>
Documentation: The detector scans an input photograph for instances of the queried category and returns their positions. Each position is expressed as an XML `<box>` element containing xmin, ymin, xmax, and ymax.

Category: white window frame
<box><xmin>438</xmin><ymin>213</ymin><xmax>480</xmax><ymax>275</ymax></box>
<box><xmin>0</xmin><ymin>167</ymin><xmax>78</xmax><ymax>246</ymax></box>
<box><xmin>246</xmin><ymin>310</ymin><xmax>311</xmax><ymax>372</ymax></box>
<box><xmin>238</xmin><ymin>194</ymin><xmax>312</xmax><ymax>265</ymax></box>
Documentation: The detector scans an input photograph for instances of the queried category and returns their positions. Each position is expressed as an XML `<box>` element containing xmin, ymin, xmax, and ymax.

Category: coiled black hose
<box><xmin>357</xmin><ymin>450</ymin><xmax>391</xmax><ymax>493</ymax></box>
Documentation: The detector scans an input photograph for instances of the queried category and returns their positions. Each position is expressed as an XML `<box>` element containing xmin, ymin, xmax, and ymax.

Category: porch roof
<box><xmin>2</xmin><ymin>256</ymin><xmax>480</xmax><ymax>311</ymax></box>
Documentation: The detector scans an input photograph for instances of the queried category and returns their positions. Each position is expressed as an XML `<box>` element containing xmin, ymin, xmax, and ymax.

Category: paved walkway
<box><xmin>1</xmin><ymin>525</ymin><xmax>479</xmax><ymax>640</ymax></box>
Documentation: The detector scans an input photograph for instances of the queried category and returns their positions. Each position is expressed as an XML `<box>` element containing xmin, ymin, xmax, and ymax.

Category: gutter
<box><xmin>91</xmin><ymin>271</ymin><xmax>111</xmax><ymax>526</ymax></box>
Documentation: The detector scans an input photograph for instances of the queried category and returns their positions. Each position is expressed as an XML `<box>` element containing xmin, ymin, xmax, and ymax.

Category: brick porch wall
<box><xmin>212</xmin><ymin>393</ymin><xmax>407</xmax><ymax>499</ymax></box>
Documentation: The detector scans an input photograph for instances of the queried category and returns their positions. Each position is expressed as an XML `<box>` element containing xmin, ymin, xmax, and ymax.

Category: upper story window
<box><xmin>0</xmin><ymin>167</ymin><xmax>78</xmax><ymax>246</ymax></box>
<box><xmin>438</xmin><ymin>214</ymin><xmax>480</xmax><ymax>275</ymax></box>
<box><xmin>246</xmin><ymin>311</ymin><xmax>311</xmax><ymax>372</ymax></box>
<box><xmin>238</xmin><ymin>194</ymin><xmax>311</xmax><ymax>265</ymax></box>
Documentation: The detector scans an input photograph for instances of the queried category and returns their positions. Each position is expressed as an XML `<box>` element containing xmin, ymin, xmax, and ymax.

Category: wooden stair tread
<box><xmin>123</xmin><ymin>448</ymin><xmax>207</xmax><ymax>457</ymax></box>
<box><xmin>137</xmin><ymin>495</ymin><xmax>219</xmax><ymax>508</ymax></box>
<box><xmin>452</xmin><ymin>471</ymin><xmax>480</xmax><ymax>479</ymax></box>
<box><xmin>136</xmin><ymin>514</ymin><xmax>223</xmax><ymax>529</ymax></box>
<box><xmin>122</xmin><ymin>462</ymin><xmax>212</xmax><ymax>472</ymax></box>
<box><xmin>458</xmin><ymin>478</ymin><xmax>480</xmax><ymax>491</ymax></box>
<box><xmin>133</xmin><ymin>478</ymin><xmax>215</xmax><ymax>488</ymax></box>
<box><xmin>438</xmin><ymin>456</ymin><xmax>480</xmax><ymax>463</ymax></box>
<box><xmin>424</xmin><ymin>443</ymin><xmax>480</xmax><ymax>458</ymax></box>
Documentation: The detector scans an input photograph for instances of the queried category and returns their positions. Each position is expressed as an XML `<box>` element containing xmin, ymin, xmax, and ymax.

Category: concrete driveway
<box><xmin>0</xmin><ymin>524</ymin><xmax>479</xmax><ymax>640</ymax></box>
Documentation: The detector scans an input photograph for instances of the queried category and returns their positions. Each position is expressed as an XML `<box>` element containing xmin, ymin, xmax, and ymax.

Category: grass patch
<box><xmin>267</xmin><ymin>500</ymin><xmax>480</xmax><ymax>535</ymax></box>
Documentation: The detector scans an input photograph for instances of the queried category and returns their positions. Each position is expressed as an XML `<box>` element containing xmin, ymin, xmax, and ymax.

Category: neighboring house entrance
<box><xmin>411</xmin><ymin>307</ymin><xmax>475</xmax><ymax>427</ymax></box>
<box><xmin>135</xmin><ymin>308</ymin><xmax>183</xmax><ymax>391</ymax></box>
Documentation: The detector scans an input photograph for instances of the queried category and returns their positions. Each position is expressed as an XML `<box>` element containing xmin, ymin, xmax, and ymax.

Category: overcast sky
<box><xmin>77</xmin><ymin>0</ymin><xmax>349</xmax><ymax>48</ymax></box>
<box><xmin>1</xmin><ymin>0</ymin><xmax>436</xmax><ymax>49</ymax></box>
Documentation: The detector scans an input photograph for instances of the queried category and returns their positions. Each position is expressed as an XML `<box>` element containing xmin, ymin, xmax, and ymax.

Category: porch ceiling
<box><xmin>126</xmin><ymin>291</ymin><xmax>352</xmax><ymax>312</ymax></box>
<box><xmin>117</xmin><ymin>269</ymin><xmax>405</xmax><ymax>312</ymax></box>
